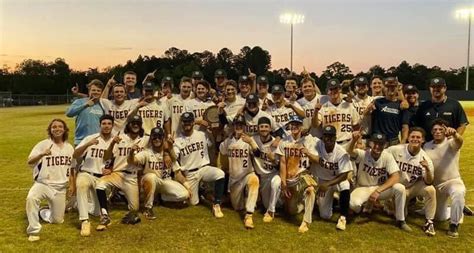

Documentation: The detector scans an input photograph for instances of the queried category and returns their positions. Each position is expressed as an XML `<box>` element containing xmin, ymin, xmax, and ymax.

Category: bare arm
<box><xmin>401</xmin><ymin>124</ymin><xmax>409</xmax><ymax>144</ymax></box>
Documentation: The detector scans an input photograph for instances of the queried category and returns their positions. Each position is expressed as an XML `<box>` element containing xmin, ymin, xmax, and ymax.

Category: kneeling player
<box><xmin>277</xmin><ymin>115</ymin><xmax>317</xmax><ymax>233</ymax></box>
<box><xmin>348</xmin><ymin>132</ymin><xmax>412</xmax><ymax>231</ymax></box>
<box><xmin>129</xmin><ymin>127</ymin><xmax>190</xmax><ymax>219</ymax></box>
<box><xmin>387</xmin><ymin>127</ymin><xmax>436</xmax><ymax>236</ymax></box>
<box><xmin>220</xmin><ymin>115</ymin><xmax>260</xmax><ymax>229</ymax></box>
<box><xmin>26</xmin><ymin>119</ymin><xmax>74</xmax><ymax>242</ymax></box>
<box><xmin>310</xmin><ymin>125</ymin><xmax>352</xmax><ymax>231</ymax></box>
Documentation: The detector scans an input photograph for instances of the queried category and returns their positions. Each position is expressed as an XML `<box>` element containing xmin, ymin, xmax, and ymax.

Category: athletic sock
<box><xmin>339</xmin><ymin>190</ymin><xmax>350</xmax><ymax>217</ymax></box>
<box><xmin>214</xmin><ymin>178</ymin><xmax>225</xmax><ymax>204</ymax></box>
<box><xmin>96</xmin><ymin>189</ymin><xmax>108</xmax><ymax>212</ymax></box>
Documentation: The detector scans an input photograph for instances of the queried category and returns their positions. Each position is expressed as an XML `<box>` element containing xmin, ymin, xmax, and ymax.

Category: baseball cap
<box><xmin>403</xmin><ymin>84</ymin><xmax>419</xmax><ymax>93</ymax></box>
<box><xmin>271</xmin><ymin>84</ymin><xmax>285</xmax><ymax>94</ymax></box>
<box><xmin>143</xmin><ymin>82</ymin><xmax>155</xmax><ymax>91</ymax></box>
<box><xmin>181</xmin><ymin>112</ymin><xmax>195</xmax><ymax>123</ymax></box>
<box><xmin>258</xmin><ymin>117</ymin><xmax>271</xmax><ymax>126</ymax></box>
<box><xmin>150</xmin><ymin>127</ymin><xmax>164</xmax><ymax>139</ymax></box>
<box><xmin>384</xmin><ymin>77</ymin><xmax>398</xmax><ymax>86</ymax></box>
<box><xmin>430</xmin><ymin>77</ymin><xmax>446</xmax><ymax>87</ymax></box>
<box><xmin>233</xmin><ymin>114</ymin><xmax>246</xmax><ymax>125</ymax></box>
<box><xmin>128</xmin><ymin>115</ymin><xmax>142</xmax><ymax>124</ymax></box>
<box><xmin>239</xmin><ymin>75</ymin><xmax>250</xmax><ymax>83</ymax></box>
<box><xmin>322</xmin><ymin>125</ymin><xmax>337</xmax><ymax>136</ymax></box>
<box><xmin>287</xmin><ymin>115</ymin><xmax>303</xmax><ymax>125</ymax></box>
<box><xmin>192</xmin><ymin>71</ymin><xmax>203</xmax><ymax>79</ymax></box>
<box><xmin>354</xmin><ymin>76</ymin><xmax>369</xmax><ymax>86</ymax></box>
<box><xmin>215</xmin><ymin>69</ymin><xmax>227</xmax><ymax>78</ymax></box>
<box><xmin>161</xmin><ymin>76</ymin><xmax>174</xmax><ymax>86</ymax></box>
<box><xmin>370</xmin><ymin>133</ymin><xmax>387</xmax><ymax>143</ymax></box>
<box><xmin>246</xmin><ymin>93</ymin><xmax>259</xmax><ymax>104</ymax></box>
<box><xmin>327</xmin><ymin>79</ymin><xmax>341</xmax><ymax>89</ymax></box>
<box><xmin>257</xmin><ymin>76</ymin><xmax>269</xmax><ymax>84</ymax></box>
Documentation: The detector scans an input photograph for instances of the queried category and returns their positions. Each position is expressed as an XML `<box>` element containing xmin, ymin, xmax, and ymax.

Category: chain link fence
<box><xmin>0</xmin><ymin>93</ymin><xmax>73</xmax><ymax>107</ymax></box>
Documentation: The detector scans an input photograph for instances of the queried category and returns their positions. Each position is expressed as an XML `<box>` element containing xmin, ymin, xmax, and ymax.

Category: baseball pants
<box><xmin>435</xmin><ymin>178</ymin><xmax>465</xmax><ymax>225</ymax></box>
<box><xmin>350</xmin><ymin>183</ymin><xmax>406</xmax><ymax>221</ymax></box>
<box><xmin>406</xmin><ymin>181</ymin><xmax>436</xmax><ymax>220</ymax></box>
<box><xmin>96</xmin><ymin>172</ymin><xmax>139</xmax><ymax>211</ymax></box>
<box><xmin>142</xmin><ymin>173</ymin><xmax>189</xmax><ymax>208</ymax></box>
<box><xmin>229</xmin><ymin>172</ymin><xmax>260</xmax><ymax>213</ymax></box>
<box><xmin>317</xmin><ymin>180</ymin><xmax>350</xmax><ymax>219</ymax></box>
<box><xmin>259</xmin><ymin>173</ymin><xmax>281</xmax><ymax>213</ymax></box>
<box><xmin>76</xmin><ymin>172</ymin><xmax>101</xmax><ymax>220</ymax></box>
<box><xmin>184</xmin><ymin>165</ymin><xmax>225</xmax><ymax>205</ymax></box>
<box><xmin>26</xmin><ymin>182</ymin><xmax>66</xmax><ymax>235</ymax></box>
<box><xmin>286</xmin><ymin>175</ymin><xmax>316</xmax><ymax>224</ymax></box>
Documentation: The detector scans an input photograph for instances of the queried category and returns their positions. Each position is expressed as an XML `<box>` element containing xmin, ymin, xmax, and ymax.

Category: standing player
<box><xmin>187</xmin><ymin>80</ymin><xmax>216</xmax><ymax>130</ymax></box>
<box><xmin>158</xmin><ymin>76</ymin><xmax>175</xmax><ymax>104</ymax></box>
<box><xmin>370</xmin><ymin>76</ymin><xmax>384</xmax><ymax>98</ymax></box>
<box><xmin>297</xmin><ymin>77</ymin><xmax>325</xmax><ymax>137</ymax></box>
<box><xmin>351</xmin><ymin>76</ymin><xmax>373</xmax><ymax>142</ymax></box>
<box><xmin>173</xmin><ymin>112</ymin><xmax>226</xmax><ymax>217</ymax></box>
<box><xmin>310</xmin><ymin>125</ymin><xmax>352</xmax><ymax>231</ymax></box>
<box><xmin>256</xmin><ymin>75</ymin><xmax>273</xmax><ymax>106</ymax></box>
<box><xmin>213</xmin><ymin>69</ymin><xmax>228</xmax><ymax>97</ymax></box>
<box><xmin>123</xmin><ymin>71</ymin><xmax>141</xmax><ymax>99</ymax></box>
<box><xmin>277</xmin><ymin>115</ymin><xmax>317</xmax><ymax>233</ymax></box>
<box><xmin>26</xmin><ymin>119</ymin><xmax>74</xmax><ymax>242</ymax></box>
<box><xmin>168</xmin><ymin>77</ymin><xmax>193</xmax><ymax>135</ymax></box>
<box><xmin>400</xmin><ymin>85</ymin><xmax>420</xmax><ymax>143</ymax></box>
<box><xmin>386</xmin><ymin>127</ymin><xmax>436</xmax><ymax>236</ymax></box>
<box><xmin>220</xmin><ymin>115</ymin><xmax>260</xmax><ymax>229</ymax></box>
<box><xmin>237</xmin><ymin>75</ymin><xmax>253</xmax><ymax>99</ymax></box>
<box><xmin>348</xmin><ymin>132</ymin><xmax>412</xmax><ymax>231</ymax></box>
<box><xmin>266</xmin><ymin>84</ymin><xmax>305</xmax><ymax>137</ymax></box>
<box><xmin>94</xmin><ymin>116</ymin><xmax>148</xmax><ymax>230</ymax></box>
<box><xmin>252</xmin><ymin>117</ymin><xmax>281</xmax><ymax>222</ymax></box>
<box><xmin>73</xmin><ymin>115</ymin><xmax>114</xmax><ymax>236</ymax></box>
<box><xmin>424</xmin><ymin>119</ymin><xmax>466</xmax><ymax>238</ymax></box>
<box><xmin>129</xmin><ymin>127</ymin><xmax>190</xmax><ymax>220</ymax></box>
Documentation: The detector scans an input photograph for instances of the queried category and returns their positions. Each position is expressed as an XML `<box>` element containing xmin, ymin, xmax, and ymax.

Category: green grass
<box><xmin>0</xmin><ymin>104</ymin><xmax>473</xmax><ymax>252</ymax></box>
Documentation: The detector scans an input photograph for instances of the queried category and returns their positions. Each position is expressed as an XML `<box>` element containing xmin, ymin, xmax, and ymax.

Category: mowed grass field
<box><xmin>0</xmin><ymin>104</ymin><xmax>473</xmax><ymax>252</ymax></box>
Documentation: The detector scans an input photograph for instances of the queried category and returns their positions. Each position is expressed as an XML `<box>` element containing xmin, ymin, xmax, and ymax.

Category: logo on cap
<box><xmin>184</xmin><ymin>112</ymin><xmax>191</xmax><ymax>118</ymax></box>
<box><xmin>434</xmin><ymin>78</ymin><xmax>439</xmax><ymax>83</ymax></box>
<box><xmin>377</xmin><ymin>134</ymin><xmax>382</xmax><ymax>139</ymax></box>
<box><xmin>359</xmin><ymin>77</ymin><xmax>364</xmax><ymax>82</ymax></box>
<box><xmin>325</xmin><ymin>126</ymin><xmax>331</xmax><ymax>131</ymax></box>
<box><xmin>248</xmin><ymin>94</ymin><xmax>255</xmax><ymax>99</ymax></box>
<box><xmin>242</xmin><ymin>76</ymin><xmax>248</xmax><ymax>80</ymax></box>
<box><xmin>331</xmin><ymin>80</ymin><xmax>336</xmax><ymax>85</ymax></box>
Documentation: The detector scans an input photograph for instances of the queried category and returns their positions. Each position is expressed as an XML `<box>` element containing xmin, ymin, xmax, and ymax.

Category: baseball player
<box><xmin>351</xmin><ymin>76</ymin><xmax>374</xmax><ymax>143</ymax></box>
<box><xmin>219</xmin><ymin>115</ymin><xmax>260</xmax><ymax>229</ymax></box>
<box><xmin>252</xmin><ymin>117</ymin><xmax>281</xmax><ymax>222</ymax></box>
<box><xmin>370</xmin><ymin>76</ymin><xmax>384</xmax><ymax>98</ymax></box>
<box><xmin>310</xmin><ymin>125</ymin><xmax>352</xmax><ymax>231</ymax></box>
<box><xmin>386</xmin><ymin>127</ymin><xmax>436</xmax><ymax>236</ymax></box>
<box><xmin>348</xmin><ymin>132</ymin><xmax>412</xmax><ymax>231</ymax></box>
<box><xmin>424</xmin><ymin>119</ymin><xmax>465</xmax><ymax>238</ymax></box>
<box><xmin>239</xmin><ymin>93</ymin><xmax>282</xmax><ymax>138</ymax></box>
<box><xmin>277</xmin><ymin>115</ymin><xmax>317</xmax><ymax>233</ymax></box>
<box><xmin>312</xmin><ymin>79</ymin><xmax>360</xmax><ymax>148</ymax></box>
<box><xmin>172</xmin><ymin>112</ymin><xmax>226</xmax><ymax>218</ymax></box>
<box><xmin>25</xmin><ymin>119</ymin><xmax>74</xmax><ymax>242</ymax></box>
<box><xmin>129</xmin><ymin>127</ymin><xmax>190</xmax><ymax>220</ymax></box>
<box><xmin>187</xmin><ymin>80</ymin><xmax>216</xmax><ymax>130</ymax></box>
<box><xmin>297</xmin><ymin>77</ymin><xmax>328</xmax><ymax>137</ymax></box>
<box><xmin>123</xmin><ymin>71</ymin><xmax>141</xmax><ymax>99</ymax></box>
<box><xmin>93</xmin><ymin>115</ymin><xmax>148</xmax><ymax>231</ymax></box>
<box><xmin>256</xmin><ymin>75</ymin><xmax>273</xmax><ymax>105</ymax></box>
<box><xmin>73</xmin><ymin>114</ymin><xmax>115</xmax><ymax>236</ymax></box>
<box><xmin>218</xmin><ymin>80</ymin><xmax>246</xmax><ymax>122</ymax></box>
<box><xmin>168</xmin><ymin>77</ymin><xmax>193</xmax><ymax>135</ymax></box>
<box><xmin>214</xmin><ymin>69</ymin><xmax>228</xmax><ymax>95</ymax></box>
<box><xmin>157</xmin><ymin>76</ymin><xmax>175</xmax><ymax>104</ymax></box>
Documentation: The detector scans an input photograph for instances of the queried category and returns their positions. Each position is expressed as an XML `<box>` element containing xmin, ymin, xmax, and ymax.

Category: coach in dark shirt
<box><xmin>401</xmin><ymin>84</ymin><xmax>420</xmax><ymax>143</ymax></box>
<box><xmin>415</xmin><ymin>77</ymin><xmax>469</xmax><ymax>141</ymax></box>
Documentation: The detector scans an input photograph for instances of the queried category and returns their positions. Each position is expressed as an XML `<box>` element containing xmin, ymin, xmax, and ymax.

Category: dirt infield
<box><xmin>466</xmin><ymin>108</ymin><xmax>474</xmax><ymax>117</ymax></box>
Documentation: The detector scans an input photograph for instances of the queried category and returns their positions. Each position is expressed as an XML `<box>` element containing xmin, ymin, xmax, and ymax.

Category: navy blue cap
<box><xmin>430</xmin><ymin>77</ymin><xmax>446</xmax><ymax>86</ymax></box>
<box><xmin>371</xmin><ymin>133</ymin><xmax>387</xmax><ymax>143</ymax></box>
<box><xmin>258</xmin><ymin>117</ymin><xmax>271</xmax><ymax>126</ymax></box>
<box><xmin>403</xmin><ymin>84</ymin><xmax>418</xmax><ymax>93</ymax></box>
<box><xmin>257</xmin><ymin>76</ymin><xmax>269</xmax><ymax>84</ymax></box>
<box><xmin>287</xmin><ymin>115</ymin><xmax>303</xmax><ymax>124</ymax></box>
<box><xmin>384</xmin><ymin>77</ymin><xmax>398</xmax><ymax>86</ymax></box>
<box><xmin>354</xmin><ymin>76</ymin><xmax>369</xmax><ymax>86</ymax></box>
<box><xmin>271</xmin><ymin>84</ymin><xmax>285</xmax><ymax>94</ymax></box>
<box><xmin>215</xmin><ymin>69</ymin><xmax>227</xmax><ymax>78</ymax></box>
<box><xmin>181</xmin><ymin>112</ymin><xmax>195</xmax><ymax>123</ymax></box>
<box><xmin>246</xmin><ymin>93</ymin><xmax>259</xmax><ymax>104</ymax></box>
<box><xmin>128</xmin><ymin>115</ymin><xmax>142</xmax><ymax>124</ymax></box>
<box><xmin>150</xmin><ymin>127</ymin><xmax>164</xmax><ymax>138</ymax></box>
<box><xmin>143</xmin><ymin>82</ymin><xmax>155</xmax><ymax>91</ymax></box>
<box><xmin>327</xmin><ymin>79</ymin><xmax>341</xmax><ymax>89</ymax></box>
<box><xmin>161</xmin><ymin>76</ymin><xmax>173</xmax><ymax>85</ymax></box>
<box><xmin>192</xmin><ymin>71</ymin><xmax>203</xmax><ymax>79</ymax></box>
<box><xmin>239</xmin><ymin>75</ymin><xmax>250</xmax><ymax>83</ymax></box>
<box><xmin>322</xmin><ymin>125</ymin><xmax>337</xmax><ymax>136</ymax></box>
<box><xmin>233</xmin><ymin>114</ymin><xmax>246</xmax><ymax>125</ymax></box>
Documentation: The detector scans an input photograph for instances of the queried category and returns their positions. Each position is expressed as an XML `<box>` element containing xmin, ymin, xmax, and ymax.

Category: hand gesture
<box><xmin>86</xmin><ymin>96</ymin><xmax>99</xmax><ymax>107</ymax></box>
<box><xmin>167</xmin><ymin>131</ymin><xmax>176</xmax><ymax>145</ymax></box>
<box><xmin>314</xmin><ymin>100</ymin><xmax>322</xmax><ymax>111</ymax></box>
<box><xmin>445</xmin><ymin>127</ymin><xmax>457</xmax><ymax>137</ymax></box>
<box><xmin>71</xmin><ymin>83</ymin><xmax>79</xmax><ymax>95</ymax></box>
<box><xmin>364</xmin><ymin>102</ymin><xmax>375</xmax><ymax>115</ymax></box>
<box><xmin>131</xmin><ymin>144</ymin><xmax>140</xmax><ymax>153</ymax></box>
<box><xmin>302</xmin><ymin>66</ymin><xmax>309</xmax><ymax>77</ymax></box>
<box><xmin>113</xmin><ymin>132</ymin><xmax>122</xmax><ymax>144</ymax></box>
<box><xmin>369</xmin><ymin>190</ymin><xmax>380</xmax><ymax>203</ymax></box>
<box><xmin>317</xmin><ymin>183</ymin><xmax>328</xmax><ymax>197</ymax></box>
<box><xmin>43</xmin><ymin>144</ymin><xmax>53</xmax><ymax>156</ymax></box>
<box><xmin>261</xmin><ymin>98</ymin><xmax>269</xmax><ymax>111</ymax></box>
<box><xmin>270</xmin><ymin>138</ymin><xmax>280</xmax><ymax>149</ymax></box>
<box><xmin>420</xmin><ymin>157</ymin><xmax>429</xmax><ymax>169</ymax></box>
<box><xmin>352</xmin><ymin>130</ymin><xmax>361</xmax><ymax>140</ymax></box>
<box><xmin>163</xmin><ymin>154</ymin><xmax>172</xmax><ymax>169</ymax></box>
<box><xmin>241</xmin><ymin>133</ymin><xmax>254</xmax><ymax>145</ymax></box>
<box><xmin>88</xmin><ymin>136</ymin><xmax>100</xmax><ymax>146</ymax></box>
<box><xmin>282</xmin><ymin>184</ymin><xmax>292</xmax><ymax>199</ymax></box>
<box><xmin>106</xmin><ymin>75</ymin><xmax>117</xmax><ymax>87</ymax></box>
<box><xmin>248</xmin><ymin>68</ymin><xmax>256</xmax><ymax>80</ymax></box>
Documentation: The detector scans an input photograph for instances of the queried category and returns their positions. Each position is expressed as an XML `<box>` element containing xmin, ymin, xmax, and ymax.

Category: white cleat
<box><xmin>28</xmin><ymin>235</ymin><xmax>40</xmax><ymax>242</ymax></box>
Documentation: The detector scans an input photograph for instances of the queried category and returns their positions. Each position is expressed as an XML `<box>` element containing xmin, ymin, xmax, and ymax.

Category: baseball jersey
<box><xmin>137</xmin><ymin>100</ymin><xmax>170</xmax><ymax>135</ymax></box>
<box><xmin>219</xmin><ymin>136</ymin><xmax>254</xmax><ymax>183</ymax></box>
<box><xmin>244</xmin><ymin>110</ymin><xmax>279</xmax><ymax>136</ymax></box>
<box><xmin>352</xmin><ymin>95</ymin><xmax>373</xmax><ymax>136</ymax></box>
<box><xmin>28</xmin><ymin>139</ymin><xmax>74</xmax><ymax>188</ymax></box>
<box><xmin>258</xmin><ymin>93</ymin><xmax>273</xmax><ymax>109</ymax></box>
<box><xmin>110</xmin><ymin>134</ymin><xmax>149</xmax><ymax>172</ymax></box>
<box><xmin>76</xmin><ymin>133</ymin><xmax>113</xmax><ymax>174</ymax></box>
<box><xmin>101</xmin><ymin>99</ymin><xmax>139</xmax><ymax>133</ymax></box>
<box><xmin>352</xmin><ymin>149</ymin><xmax>399</xmax><ymax>187</ymax></box>
<box><xmin>224</xmin><ymin>96</ymin><xmax>246</xmax><ymax>121</ymax></box>
<box><xmin>134</xmin><ymin>148</ymin><xmax>177</xmax><ymax>179</ymax></box>
<box><xmin>168</xmin><ymin>94</ymin><xmax>192</xmax><ymax>134</ymax></box>
<box><xmin>173</xmin><ymin>130</ymin><xmax>212</xmax><ymax>171</ymax></box>
<box><xmin>266</xmin><ymin>102</ymin><xmax>304</xmax><ymax>137</ymax></box>
<box><xmin>387</xmin><ymin>144</ymin><xmax>434</xmax><ymax>188</ymax></box>
<box><xmin>252</xmin><ymin>135</ymin><xmax>279</xmax><ymax>175</ymax></box>
<box><xmin>371</xmin><ymin>97</ymin><xmax>404</xmax><ymax>140</ymax></box>
<box><xmin>276</xmin><ymin>135</ymin><xmax>314</xmax><ymax>183</ymax></box>
<box><xmin>297</xmin><ymin>94</ymin><xmax>326</xmax><ymax>137</ymax></box>
<box><xmin>424</xmin><ymin>138</ymin><xmax>462</xmax><ymax>186</ymax></box>
<box><xmin>310</xmin><ymin>140</ymin><xmax>352</xmax><ymax>181</ymax></box>
<box><xmin>318</xmin><ymin>100</ymin><xmax>360</xmax><ymax>142</ymax></box>
<box><xmin>187</xmin><ymin>98</ymin><xmax>215</xmax><ymax>119</ymax></box>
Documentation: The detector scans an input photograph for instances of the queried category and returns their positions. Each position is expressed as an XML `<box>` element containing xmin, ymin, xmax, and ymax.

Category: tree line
<box><xmin>0</xmin><ymin>46</ymin><xmax>472</xmax><ymax>94</ymax></box>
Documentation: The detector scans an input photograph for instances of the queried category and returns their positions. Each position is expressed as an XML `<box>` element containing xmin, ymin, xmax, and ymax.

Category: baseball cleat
<box><xmin>397</xmin><ymin>221</ymin><xmax>412</xmax><ymax>232</ymax></box>
<box><xmin>447</xmin><ymin>223</ymin><xmax>459</xmax><ymax>238</ymax></box>
<box><xmin>143</xmin><ymin>208</ymin><xmax>157</xmax><ymax>220</ymax></box>
<box><xmin>298</xmin><ymin>221</ymin><xmax>309</xmax><ymax>233</ymax></box>
<box><xmin>28</xmin><ymin>235</ymin><xmax>40</xmax><ymax>242</ymax></box>
<box><xmin>80</xmin><ymin>220</ymin><xmax>91</xmax><ymax>237</ymax></box>
<box><xmin>423</xmin><ymin>221</ymin><xmax>436</xmax><ymax>236</ymax></box>
<box><xmin>244</xmin><ymin>214</ymin><xmax>254</xmax><ymax>229</ymax></box>
<box><xmin>212</xmin><ymin>204</ymin><xmax>224</xmax><ymax>218</ymax></box>
<box><xmin>336</xmin><ymin>216</ymin><xmax>346</xmax><ymax>231</ymax></box>
<box><xmin>96</xmin><ymin>214</ymin><xmax>111</xmax><ymax>231</ymax></box>
<box><xmin>263</xmin><ymin>212</ymin><xmax>274</xmax><ymax>223</ymax></box>
<box><xmin>121</xmin><ymin>211</ymin><xmax>141</xmax><ymax>225</ymax></box>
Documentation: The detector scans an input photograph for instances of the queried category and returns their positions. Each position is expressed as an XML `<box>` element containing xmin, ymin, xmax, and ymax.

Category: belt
<box><xmin>80</xmin><ymin>170</ymin><xmax>102</xmax><ymax>178</ymax></box>
<box><xmin>336</xmin><ymin>139</ymin><xmax>351</xmax><ymax>145</ymax></box>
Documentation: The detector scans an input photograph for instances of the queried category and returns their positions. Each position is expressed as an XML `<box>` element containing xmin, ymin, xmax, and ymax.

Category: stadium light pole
<box><xmin>280</xmin><ymin>13</ymin><xmax>305</xmax><ymax>73</ymax></box>
<box><xmin>456</xmin><ymin>8</ymin><xmax>474</xmax><ymax>91</ymax></box>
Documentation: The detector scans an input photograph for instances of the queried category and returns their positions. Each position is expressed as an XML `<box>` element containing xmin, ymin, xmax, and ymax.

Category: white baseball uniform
<box><xmin>424</xmin><ymin>138</ymin><xmax>465</xmax><ymax>224</ymax></box>
<box><xmin>168</xmin><ymin>94</ymin><xmax>192</xmax><ymax>135</ymax></box>
<box><xmin>101</xmin><ymin>99</ymin><xmax>139</xmax><ymax>133</ymax></box>
<box><xmin>26</xmin><ymin>139</ymin><xmax>74</xmax><ymax>235</ymax></box>
<box><xmin>318</xmin><ymin>100</ymin><xmax>360</xmax><ymax>146</ymax></box>
<box><xmin>350</xmin><ymin>149</ymin><xmax>406</xmax><ymax>221</ymax></box>
<box><xmin>224</xmin><ymin>96</ymin><xmax>246</xmax><ymax>122</ymax></box>
<box><xmin>244</xmin><ymin>110</ymin><xmax>279</xmax><ymax>136</ymax></box>
<box><xmin>297</xmin><ymin>94</ymin><xmax>322</xmax><ymax>137</ymax></box>
<box><xmin>137</xmin><ymin>99</ymin><xmax>170</xmax><ymax>135</ymax></box>
<box><xmin>266</xmin><ymin>102</ymin><xmax>304</xmax><ymax>137</ymax></box>
<box><xmin>352</xmin><ymin>95</ymin><xmax>373</xmax><ymax>136</ymax></box>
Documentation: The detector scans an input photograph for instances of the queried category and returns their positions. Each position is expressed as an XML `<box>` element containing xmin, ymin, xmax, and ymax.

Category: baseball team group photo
<box><xmin>1</xmin><ymin>0</ymin><xmax>474</xmax><ymax>252</ymax></box>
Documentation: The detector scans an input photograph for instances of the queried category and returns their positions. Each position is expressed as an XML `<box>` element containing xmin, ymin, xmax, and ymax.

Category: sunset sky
<box><xmin>1</xmin><ymin>0</ymin><xmax>474</xmax><ymax>74</ymax></box>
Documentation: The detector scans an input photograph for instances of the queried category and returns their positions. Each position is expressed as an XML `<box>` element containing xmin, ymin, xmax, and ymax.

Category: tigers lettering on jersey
<box><xmin>284</xmin><ymin>147</ymin><xmax>306</xmax><ymax>157</ymax></box>
<box><xmin>88</xmin><ymin>148</ymin><xmax>106</xmax><ymax>158</ymax></box>
<box><xmin>117</xmin><ymin>146</ymin><xmax>145</xmax><ymax>156</ymax></box>
<box><xmin>45</xmin><ymin>156</ymin><xmax>72</xmax><ymax>167</ymax></box>
<box><xmin>305</xmin><ymin>108</ymin><xmax>315</xmax><ymax>118</ymax></box>
<box><xmin>323</xmin><ymin>113</ymin><xmax>352</xmax><ymax>124</ymax></box>
<box><xmin>191</xmin><ymin>108</ymin><xmax>206</xmax><ymax>118</ymax></box>
<box><xmin>319</xmin><ymin>159</ymin><xmax>339</xmax><ymax>173</ymax></box>
<box><xmin>179</xmin><ymin>141</ymin><xmax>205</xmax><ymax>156</ymax></box>
<box><xmin>245</xmin><ymin>125</ymin><xmax>259</xmax><ymax>134</ymax></box>
<box><xmin>172</xmin><ymin>105</ymin><xmax>185</xmax><ymax>114</ymax></box>
<box><xmin>138</xmin><ymin>110</ymin><xmax>164</xmax><ymax>119</ymax></box>
<box><xmin>362</xmin><ymin>164</ymin><xmax>387</xmax><ymax>183</ymax></box>
<box><xmin>228</xmin><ymin>148</ymin><xmax>249</xmax><ymax>158</ymax></box>
<box><xmin>396</xmin><ymin>161</ymin><xmax>422</xmax><ymax>182</ymax></box>
<box><xmin>273</xmin><ymin>111</ymin><xmax>296</xmax><ymax>124</ymax></box>
<box><xmin>109</xmin><ymin>109</ymin><xmax>130</xmax><ymax>120</ymax></box>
